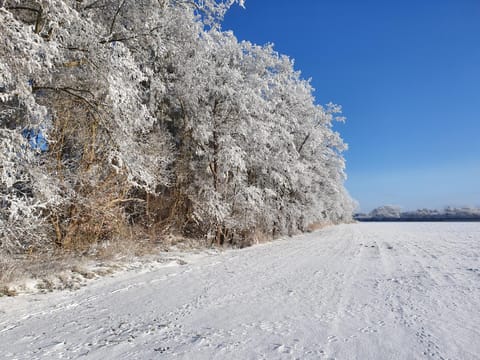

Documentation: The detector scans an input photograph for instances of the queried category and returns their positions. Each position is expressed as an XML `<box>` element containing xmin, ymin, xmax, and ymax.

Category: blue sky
<box><xmin>223</xmin><ymin>0</ymin><xmax>480</xmax><ymax>212</ymax></box>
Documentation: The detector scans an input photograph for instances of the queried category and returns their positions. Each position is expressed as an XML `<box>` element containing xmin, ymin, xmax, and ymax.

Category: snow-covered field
<box><xmin>1</xmin><ymin>223</ymin><xmax>479</xmax><ymax>360</ymax></box>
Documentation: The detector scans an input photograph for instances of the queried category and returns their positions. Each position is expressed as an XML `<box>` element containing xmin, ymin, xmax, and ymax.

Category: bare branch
<box><xmin>109</xmin><ymin>0</ymin><xmax>127</xmax><ymax>35</ymax></box>
<box><xmin>83</xmin><ymin>0</ymin><xmax>105</xmax><ymax>10</ymax></box>
<box><xmin>6</xmin><ymin>6</ymin><xmax>41</xmax><ymax>13</ymax></box>
<box><xmin>100</xmin><ymin>25</ymin><xmax>162</xmax><ymax>44</ymax></box>
<box><xmin>32</xmin><ymin>86</ymin><xmax>97</xmax><ymax>109</ymax></box>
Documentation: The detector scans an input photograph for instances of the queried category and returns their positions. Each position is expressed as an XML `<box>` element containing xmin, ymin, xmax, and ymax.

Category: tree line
<box><xmin>0</xmin><ymin>0</ymin><xmax>354</xmax><ymax>255</ymax></box>
<box><xmin>356</xmin><ymin>206</ymin><xmax>480</xmax><ymax>221</ymax></box>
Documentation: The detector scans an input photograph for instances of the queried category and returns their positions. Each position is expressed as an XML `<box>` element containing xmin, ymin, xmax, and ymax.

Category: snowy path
<box><xmin>1</xmin><ymin>223</ymin><xmax>479</xmax><ymax>359</ymax></box>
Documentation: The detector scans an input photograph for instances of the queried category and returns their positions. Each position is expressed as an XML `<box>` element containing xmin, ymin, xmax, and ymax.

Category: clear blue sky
<box><xmin>223</xmin><ymin>0</ymin><xmax>480</xmax><ymax>212</ymax></box>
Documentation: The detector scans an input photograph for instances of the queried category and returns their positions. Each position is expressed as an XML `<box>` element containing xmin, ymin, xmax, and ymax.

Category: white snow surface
<box><xmin>1</xmin><ymin>223</ymin><xmax>479</xmax><ymax>359</ymax></box>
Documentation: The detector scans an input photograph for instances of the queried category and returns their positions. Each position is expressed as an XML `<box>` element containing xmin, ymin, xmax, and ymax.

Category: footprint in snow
<box><xmin>359</xmin><ymin>326</ymin><xmax>378</xmax><ymax>334</ymax></box>
<box><xmin>327</xmin><ymin>335</ymin><xmax>338</xmax><ymax>343</ymax></box>
<box><xmin>153</xmin><ymin>346</ymin><xmax>170</xmax><ymax>353</ymax></box>
<box><xmin>273</xmin><ymin>343</ymin><xmax>291</xmax><ymax>353</ymax></box>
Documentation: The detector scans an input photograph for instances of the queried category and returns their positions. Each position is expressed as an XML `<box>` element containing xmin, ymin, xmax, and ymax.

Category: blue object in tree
<box><xmin>22</xmin><ymin>128</ymin><xmax>49</xmax><ymax>152</ymax></box>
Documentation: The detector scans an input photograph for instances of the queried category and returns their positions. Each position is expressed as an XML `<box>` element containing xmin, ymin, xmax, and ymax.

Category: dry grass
<box><xmin>0</xmin><ymin>286</ymin><xmax>17</xmax><ymax>297</ymax></box>
<box><xmin>0</xmin><ymin>230</ymin><xmax>208</xmax><ymax>296</ymax></box>
<box><xmin>0</xmin><ymin>216</ymin><xmax>334</xmax><ymax>296</ymax></box>
<box><xmin>0</xmin><ymin>252</ymin><xmax>96</xmax><ymax>295</ymax></box>
<box><xmin>306</xmin><ymin>221</ymin><xmax>331</xmax><ymax>233</ymax></box>
<box><xmin>245</xmin><ymin>229</ymin><xmax>274</xmax><ymax>247</ymax></box>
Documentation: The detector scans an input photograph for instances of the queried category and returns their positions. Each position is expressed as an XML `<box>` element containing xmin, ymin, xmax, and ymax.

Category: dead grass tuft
<box><xmin>0</xmin><ymin>286</ymin><xmax>17</xmax><ymax>297</ymax></box>
<box><xmin>306</xmin><ymin>221</ymin><xmax>330</xmax><ymax>233</ymax></box>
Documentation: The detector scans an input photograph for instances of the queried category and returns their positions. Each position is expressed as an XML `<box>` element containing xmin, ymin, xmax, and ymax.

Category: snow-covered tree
<box><xmin>369</xmin><ymin>206</ymin><xmax>402</xmax><ymax>219</ymax></box>
<box><xmin>1</xmin><ymin>0</ymin><xmax>174</xmax><ymax>251</ymax></box>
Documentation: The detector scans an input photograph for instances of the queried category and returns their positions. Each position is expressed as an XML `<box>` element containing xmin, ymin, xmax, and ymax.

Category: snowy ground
<box><xmin>1</xmin><ymin>223</ymin><xmax>479</xmax><ymax>360</ymax></box>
